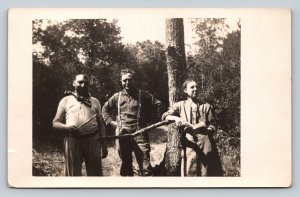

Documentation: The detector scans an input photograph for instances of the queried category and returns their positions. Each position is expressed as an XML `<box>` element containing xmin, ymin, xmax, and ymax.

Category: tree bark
<box><xmin>165</xmin><ymin>18</ymin><xmax>187</xmax><ymax>106</ymax></box>
<box><xmin>164</xmin><ymin>123</ymin><xmax>182</xmax><ymax>176</ymax></box>
<box><xmin>163</xmin><ymin>18</ymin><xmax>187</xmax><ymax>176</ymax></box>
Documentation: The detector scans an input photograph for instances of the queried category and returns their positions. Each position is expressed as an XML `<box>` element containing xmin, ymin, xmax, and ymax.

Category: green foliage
<box><xmin>123</xmin><ymin>40</ymin><xmax>169</xmax><ymax>105</ymax></box>
<box><xmin>188</xmin><ymin>18</ymin><xmax>241</xmax><ymax>132</ymax></box>
<box><xmin>33</xmin><ymin>19</ymin><xmax>126</xmax><ymax>102</ymax></box>
<box><xmin>33</xmin><ymin>18</ymin><xmax>240</xmax><ymax>176</ymax></box>
<box><xmin>214</xmin><ymin>130</ymin><xmax>240</xmax><ymax>176</ymax></box>
<box><xmin>33</xmin><ymin>19</ymin><xmax>169</xmax><ymax>140</ymax></box>
<box><xmin>33</xmin><ymin>19</ymin><xmax>127</xmax><ymax>140</ymax></box>
<box><xmin>186</xmin><ymin>19</ymin><xmax>241</xmax><ymax>175</ymax></box>
<box><xmin>32</xmin><ymin>142</ymin><xmax>64</xmax><ymax>176</ymax></box>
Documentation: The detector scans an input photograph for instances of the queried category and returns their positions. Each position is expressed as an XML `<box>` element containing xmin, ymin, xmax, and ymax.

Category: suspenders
<box><xmin>117</xmin><ymin>89</ymin><xmax>141</xmax><ymax>129</ymax></box>
<box><xmin>117</xmin><ymin>92</ymin><xmax>122</xmax><ymax>128</ymax></box>
<box><xmin>137</xmin><ymin>89</ymin><xmax>141</xmax><ymax>129</ymax></box>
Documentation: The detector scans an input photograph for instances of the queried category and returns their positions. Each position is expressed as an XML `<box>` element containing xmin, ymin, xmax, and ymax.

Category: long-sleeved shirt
<box><xmin>102</xmin><ymin>89</ymin><xmax>161</xmax><ymax>128</ymax></box>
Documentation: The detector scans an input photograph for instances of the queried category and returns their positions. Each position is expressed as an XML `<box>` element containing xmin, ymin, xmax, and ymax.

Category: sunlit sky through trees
<box><xmin>117</xmin><ymin>18</ymin><xmax>240</xmax><ymax>52</ymax></box>
<box><xmin>33</xmin><ymin>18</ymin><xmax>240</xmax><ymax>59</ymax></box>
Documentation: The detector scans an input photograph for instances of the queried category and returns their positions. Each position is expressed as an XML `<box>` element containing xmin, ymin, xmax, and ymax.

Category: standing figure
<box><xmin>162</xmin><ymin>79</ymin><xmax>222</xmax><ymax>176</ymax></box>
<box><xmin>53</xmin><ymin>74</ymin><xmax>108</xmax><ymax>176</ymax></box>
<box><xmin>102</xmin><ymin>69</ymin><xmax>161</xmax><ymax>176</ymax></box>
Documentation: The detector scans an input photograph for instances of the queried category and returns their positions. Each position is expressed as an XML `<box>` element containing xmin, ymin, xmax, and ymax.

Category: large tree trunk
<box><xmin>163</xmin><ymin>18</ymin><xmax>187</xmax><ymax>176</ymax></box>
<box><xmin>165</xmin><ymin>18</ymin><xmax>187</xmax><ymax>106</ymax></box>
<box><xmin>164</xmin><ymin>123</ymin><xmax>182</xmax><ymax>176</ymax></box>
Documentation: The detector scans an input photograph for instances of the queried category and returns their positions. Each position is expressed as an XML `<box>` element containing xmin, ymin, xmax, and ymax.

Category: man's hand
<box><xmin>115</xmin><ymin>127</ymin><xmax>123</xmax><ymax>136</ymax></box>
<box><xmin>65</xmin><ymin>125</ymin><xmax>79</xmax><ymax>134</ymax></box>
<box><xmin>183</xmin><ymin>126</ymin><xmax>193</xmax><ymax>134</ymax></box>
<box><xmin>192</xmin><ymin>121</ymin><xmax>206</xmax><ymax>130</ymax></box>
<box><xmin>207</xmin><ymin>127</ymin><xmax>214</xmax><ymax>134</ymax></box>
<box><xmin>174</xmin><ymin>118</ymin><xmax>183</xmax><ymax>126</ymax></box>
<box><xmin>110</xmin><ymin>121</ymin><xmax>118</xmax><ymax>129</ymax></box>
<box><xmin>101</xmin><ymin>148</ymin><xmax>108</xmax><ymax>159</ymax></box>
<box><xmin>174</xmin><ymin>118</ymin><xmax>191</xmax><ymax>127</ymax></box>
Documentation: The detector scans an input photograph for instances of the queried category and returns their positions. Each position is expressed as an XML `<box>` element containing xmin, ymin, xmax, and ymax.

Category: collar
<box><xmin>121</xmin><ymin>88</ymin><xmax>138</xmax><ymax>96</ymax></box>
<box><xmin>186</xmin><ymin>98</ymin><xmax>200</xmax><ymax>104</ymax></box>
<box><xmin>64</xmin><ymin>91</ymin><xmax>92</xmax><ymax>107</ymax></box>
<box><xmin>74</xmin><ymin>91</ymin><xmax>91</xmax><ymax>99</ymax></box>
<box><xmin>121</xmin><ymin>89</ymin><xmax>128</xmax><ymax>95</ymax></box>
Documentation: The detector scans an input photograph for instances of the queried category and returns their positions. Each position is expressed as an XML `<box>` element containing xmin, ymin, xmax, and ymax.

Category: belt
<box><xmin>67</xmin><ymin>129</ymin><xmax>99</xmax><ymax>139</ymax></box>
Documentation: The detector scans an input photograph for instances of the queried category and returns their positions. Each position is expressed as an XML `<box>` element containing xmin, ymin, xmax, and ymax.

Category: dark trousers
<box><xmin>117</xmin><ymin>127</ymin><xmax>152</xmax><ymax>176</ymax></box>
<box><xmin>64</xmin><ymin>133</ymin><xmax>103</xmax><ymax>176</ymax></box>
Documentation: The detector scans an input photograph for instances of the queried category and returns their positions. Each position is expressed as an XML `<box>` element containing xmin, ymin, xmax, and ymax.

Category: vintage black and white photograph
<box><xmin>32</xmin><ymin>17</ymin><xmax>241</xmax><ymax>177</ymax></box>
<box><xmin>8</xmin><ymin>8</ymin><xmax>291</xmax><ymax>187</ymax></box>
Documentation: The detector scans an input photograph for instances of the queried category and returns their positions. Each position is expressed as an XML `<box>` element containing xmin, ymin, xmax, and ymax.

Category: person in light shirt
<box><xmin>53</xmin><ymin>74</ymin><xmax>108</xmax><ymax>176</ymax></box>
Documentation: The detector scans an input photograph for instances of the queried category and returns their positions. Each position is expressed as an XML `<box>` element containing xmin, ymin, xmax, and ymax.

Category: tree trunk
<box><xmin>164</xmin><ymin>123</ymin><xmax>182</xmax><ymax>176</ymax></box>
<box><xmin>163</xmin><ymin>18</ymin><xmax>187</xmax><ymax>176</ymax></box>
<box><xmin>165</xmin><ymin>18</ymin><xmax>187</xmax><ymax>106</ymax></box>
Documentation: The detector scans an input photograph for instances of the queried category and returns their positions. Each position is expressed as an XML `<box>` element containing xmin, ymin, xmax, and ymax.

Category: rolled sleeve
<box><xmin>161</xmin><ymin>102</ymin><xmax>180</xmax><ymax>120</ymax></box>
<box><xmin>52</xmin><ymin>98</ymin><xmax>67</xmax><ymax>124</ymax></box>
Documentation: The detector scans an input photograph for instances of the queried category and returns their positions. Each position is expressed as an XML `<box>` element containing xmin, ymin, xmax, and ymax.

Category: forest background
<box><xmin>32</xmin><ymin>18</ymin><xmax>241</xmax><ymax>176</ymax></box>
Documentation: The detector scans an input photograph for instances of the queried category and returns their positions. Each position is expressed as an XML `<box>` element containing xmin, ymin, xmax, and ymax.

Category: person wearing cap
<box><xmin>102</xmin><ymin>68</ymin><xmax>161</xmax><ymax>176</ymax></box>
<box><xmin>162</xmin><ymin>79</ymin><xmax>222</xmax><ymax>176</ymax></box>
<box><xmin>52</xmin><ymin>74</ymin><xmax>108</xmax><ymax>176</ymax></box>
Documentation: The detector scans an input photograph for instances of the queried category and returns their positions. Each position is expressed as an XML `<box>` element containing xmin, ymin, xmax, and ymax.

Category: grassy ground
<box><xmin>33</xmin><ymin>126</ymin><xmax>240</xmax><ymax>176</ymax></box>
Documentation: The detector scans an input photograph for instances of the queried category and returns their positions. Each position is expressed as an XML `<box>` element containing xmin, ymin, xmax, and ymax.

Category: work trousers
<box><xmin>181</xmin><ymin>132</ymin><xmax>212</xmax><ymax>176</ymax></box>
<box><xmin>64</xmin><ymin>132</ymin><xmax>103</xmax><ymax>176</ymax></box>
<box><xmin>117</xmin><ymin>126</ymin><xmax>152</xmax><ymax>176</ymax></box>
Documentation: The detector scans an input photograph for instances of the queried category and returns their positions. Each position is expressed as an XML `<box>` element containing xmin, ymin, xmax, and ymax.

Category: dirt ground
<box><xmin>32</xmin><ymin>126</ymin><xmax>240</xmax><ymax>176</ymax></box>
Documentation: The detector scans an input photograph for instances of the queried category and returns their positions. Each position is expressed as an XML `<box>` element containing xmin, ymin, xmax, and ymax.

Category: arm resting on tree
<box><xmin>162</xmin><ymin>102</ymin><xmax>191</xmax><ymax>127</ymax></box>
<box><xmin>161</xmin><ymin>102</ymin><xmax>180</xmax><ymax>120</ymax></box>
